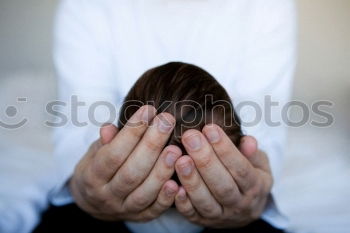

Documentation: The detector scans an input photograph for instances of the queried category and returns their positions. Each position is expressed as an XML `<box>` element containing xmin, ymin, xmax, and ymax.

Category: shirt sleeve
<box><xmin>230</xmin><ymin>0</ymin><xmax>297</xmax><ymax>228</ymax></box>
<box><xmin>50</xmin><ymin>0</ymin><xmax>120</xmax><ymax>205</ymax></box>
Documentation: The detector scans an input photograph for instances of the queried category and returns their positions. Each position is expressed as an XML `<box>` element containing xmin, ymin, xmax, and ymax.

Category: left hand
<box><xmin>174</xmin><ymin>124</ymin><xmax>273</xmax><ymax>228</ymax></box>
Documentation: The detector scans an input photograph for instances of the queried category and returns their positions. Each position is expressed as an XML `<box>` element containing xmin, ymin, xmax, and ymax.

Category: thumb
<box><xmin>239</xmin><ymin>136</ymin><xmax>270</xmax><ymax>172</ymax></box>
<box><xmin>100</xmin><ymin>123</ymin><xmax>118</xmax><ymax>145</ymax></box>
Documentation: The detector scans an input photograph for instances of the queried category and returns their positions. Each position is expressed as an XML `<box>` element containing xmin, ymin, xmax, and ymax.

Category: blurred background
<box><xmin>0</xmin><ymin>0</ymin><xmax>349</xmax><ymax>232</ymax></box>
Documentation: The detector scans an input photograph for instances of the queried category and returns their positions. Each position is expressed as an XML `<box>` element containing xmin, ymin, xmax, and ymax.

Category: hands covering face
<box><xmin>69</xmin><ymin>106</ymin><xmax>272</xmax><ymax>228</ymax></box>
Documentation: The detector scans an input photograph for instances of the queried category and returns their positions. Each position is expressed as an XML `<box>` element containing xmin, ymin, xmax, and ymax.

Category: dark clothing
<box><xmin>33</xmin><ymin>204</ymin><xmax>284</xmax><ymax>233</ymax></box>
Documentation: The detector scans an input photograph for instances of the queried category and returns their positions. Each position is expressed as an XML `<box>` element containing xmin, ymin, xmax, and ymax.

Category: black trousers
<box><xmin>33</xmin><ymin>204</ymin><xmax>284</xmax><ymax>233</ymax></box>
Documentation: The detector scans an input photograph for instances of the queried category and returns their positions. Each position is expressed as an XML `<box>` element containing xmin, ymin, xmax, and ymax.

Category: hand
<box><xmin>69</xmin><ymin>105</ymin><xmax>182</xmax><ymax>222</ymax></box>
<box><xmin>174</xmin><ymin>124</ymin><xmax>273</xmax><ymax>228</ymax></box>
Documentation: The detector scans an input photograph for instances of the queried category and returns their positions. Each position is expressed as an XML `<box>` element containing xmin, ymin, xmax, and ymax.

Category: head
<box><xmin>118</xmin><ymin>62</ymin><xmax>243</xmax><ymax>154</ymax></box>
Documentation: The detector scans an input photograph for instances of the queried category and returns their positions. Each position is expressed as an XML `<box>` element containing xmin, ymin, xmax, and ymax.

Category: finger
<box><xmin>78</xmin><ymin>124</ymin><xmax>118</xmax><ymax>166</ymax></box>
<box><xmin>89</xmin><ymin>139</ymin><xmax>103</xmax><ymax>156</ymax></box>
<box><xmin>239</xmin><ymin>136</ymin><xmax>271</xmax><ymax>173</ymax></box>
<box><xmin>81</xmin><ymin>125</ymin><xmax>118</xmax><ymax>166</ymax></box>
<box><xmin>77</xmin><ymin>139</ymin><xmax>103</xmax><ymax>168</ymax></box>
<box><xmin>175</xmin><ymin>156</ymin><xmax>222</xmax><ymax>218</ymax></box>
<box><xmin>100</xmin><ymin>123</ymin><xmax>118</xmax><ymax>145</ymax></box>
<box><xmin>202</xmin><ymin>124</ymin><xmax>257</xmax><ymax>194</ymax></box>
<box><xmin>175</xmin><ymin>187</ymin><xmax>200</xmax><ymax>222</ymax></box>
<box><xmin>108</xmin><ymin>112</ymin><xmax>175</xmax><ymax>198</ymax></box>
<box><xmin>140</xmin><ymin>180</ymin><xmax>178</xmax><ymax>220</ymax></box>
<box><xmin>91</xmin><ymin>105</ymin><xmax>157</xmax><ymax>182</ymax></box>
<box><xmin>123</xmin><ymin>145</ymin><xmax>182</xmax><ymax>211</ymax></box>
<box><xmin>181</xmin><ymin>129</ymin><xmax>240</xmax><ymax>206</ymax></box>
<box><xmin>239</xmin><ymin>136</ymin><xmax>257</xmax><ymax>157</ymax></box>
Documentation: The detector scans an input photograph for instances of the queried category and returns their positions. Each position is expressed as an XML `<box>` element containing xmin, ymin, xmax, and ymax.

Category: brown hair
<box><xmin>118</xmin><ymin>62</ymin><xmax>243</xmax><ymax>153</ymax></box>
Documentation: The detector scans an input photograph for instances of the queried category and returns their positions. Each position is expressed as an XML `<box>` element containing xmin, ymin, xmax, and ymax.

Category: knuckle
<box><xmin>232</xmin><ymin>207</ymin><xmax>245</xmax><ymax>216</ymax></box>
<box><xmin>176</xmin><ymin>200</ymin><xmax>194</xmax><ymax>217</ymax></box>
<box><xmin>195</xmin><ymin>154</ymin><xmax>212</xmax><ymax>169</ymax></box>
<box><xmin>154</xmin><ymin>170</ymin><xmax>168</xmax><ymax>184</ymax></box>
<box><xmin>248</xmin><ymin>183</ymin><xmax>262</xmax><ymax>200</ymax></box>
<box><xmin>129</xmin><ymin>126</ymin><xmax>145</xmax><ymax>139</ymax></box>
<box><xmin>84</xmin><ymin>186</ymin><xmax>96</xmax><ymax>200</ymax></box>
<box><xmin>143</xmin><ymin>138</ymin><xmax>163</xmax><ymax>152</ymax></box>
<box><xmin>104</xmin><ymin>158</ymin><xmax>122</xmax><ymax>173</ymax></box>
<box><xmin>217</xmin><ymin>186</ymin><xmax>234</xmax><ymax>199</ymax></box>
<box><xmin>84</xmin><ymin>186</ymin><xmax>105</xmax><ymax>204</ymax></box>
<box><xmin>233</xmin><ymin>204</ymin><xmax>250</xmax><ymax>216</ymax></box>
<box><xmin>182</xmin><ymin>179</ymin><xmax>201</xmax><ymax>193</ymax></box>
<box><xmin>93</xmin><ymin>149</ymin><xmax>122</xmax><ymax>175</ymax></box>
<box><xmin>216</xmin><ymin>186</ymin><xmax>236</xmax><ymax>204</ymax></box>
<box><xmin>103</xmin><ymin>146</ymin><xmax>124</xmax><ymax>165</ymax></box>
<box><xmin>122</xmin><ymin>174</ymin><xmax>137</xmax><ymax>187</ymax></box>
<box><xmin>82</xmin><ymin>178</ymin><xmax>95</xmax><ymax>192</ymax></box>
<box><xmin>147</xmin><ymin>207</ymin><xmax>161</xmax><ymax>219</ymax></box>
<box><xmin>201</xmin><ymin>204</ymin><xmax>220</xmax><ymax>218</ymax></box>
<box><xmin>82</xmin><ymin>169</ymin><xmax>98</xmax><ymax>190</ymax></box>
<box><xmin>156</xmin><ymin>200</ymin><xmax>170</xmax><ymax>211</ymax></box>
<box><xmin>236</xmin><ymin>163</ymin><xmax>250</xmax><ymax>179</ymax></box>
<box><xmin>103</xmin><ymin>200</ymin><xmax>122</xmax><ymax>214</ymax></box>
<box><xmin>132</xmin><ymin>193</ymin><xmax>150</xmax><ymax>209</ymax></box>
<box><xmin>181</xmin><ymin>206</ymin><xmax>195</xmax><ymax>217</ymax></box>
<box><xmin>120</xmin><ymin>168</ymin><xmax>140</xmax><ymax>187</ymax></box>
<box><xmin>107</xmin><ymin>183</ymin><xmax>123</xmax><ymax>198</ymax></box>
<box><xmin>236</xmin><ymin>198</ymin><xmax>252</xmax><ymax>212</ymax></box>
<box><xmin>219</xmin><ymin>149</ymin><xmax>231</xmax><ymax>160</ymax></box>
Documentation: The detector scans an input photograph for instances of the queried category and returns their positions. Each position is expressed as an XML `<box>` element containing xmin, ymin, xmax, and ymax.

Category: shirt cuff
<box><xmin>261</xmin><ymin>192</ymin><xmax>289</xmax><ymax>229</ymax></box>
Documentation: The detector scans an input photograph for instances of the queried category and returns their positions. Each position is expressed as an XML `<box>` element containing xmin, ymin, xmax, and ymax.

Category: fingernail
<box><xmin>185</xmin><ymin>134</ymin><xmax>202</xmax><ymax>151</ymax></box>
<box><xmin>158</xmin><ymin>117</ymin><xmax>173</xmax><ymax>133</ymax></box>
<box><xmin>206</xmin><ymin>126</ymin><xmax>220</xmax><ymax>143</ymax></box>
<box><xmin>165</xmin><ymin>187</ymin><xmax>176</xmax><ymax>197</ymax></box>
<box><xmin>165</xmin><ymin>152</ymin><xmax>178</xmax><ymax>167</ymax></box>
<box><xmin>179</xmin><ymin>162</ymin><xmax>193</xmax><ymax>176</ymax></box>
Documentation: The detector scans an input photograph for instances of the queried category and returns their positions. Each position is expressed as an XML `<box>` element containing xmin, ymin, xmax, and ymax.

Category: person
<box><xmin>118</xmin><ymin>62</ymin><xmax>243</xmax><ymax>183</ymax></box>
<box><xmin>118</xmin><ymin>62</ymin><xmax>243</xmax><ymax>151</ymax></box>
<box><xmin>36</xmin><ymin>0</ymin><xmax>297</xmax><ymax>232</ymax></box>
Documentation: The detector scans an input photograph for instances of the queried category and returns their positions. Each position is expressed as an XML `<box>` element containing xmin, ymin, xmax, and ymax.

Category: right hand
<box><xmin>69</xmin><ymin>105</ymin><xmax>181</xmax><ymax>222</ymax></box>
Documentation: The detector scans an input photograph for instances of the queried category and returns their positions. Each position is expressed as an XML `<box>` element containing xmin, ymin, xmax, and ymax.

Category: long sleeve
<box><xmin>50</xmin><ymin>0</ymin><xmax>120</xmax><ymax>205</ymax></box>
<box><xmin>229</xmin><ymin>0</ymin><xmax>297</xmax><ymax>228</ymax></box>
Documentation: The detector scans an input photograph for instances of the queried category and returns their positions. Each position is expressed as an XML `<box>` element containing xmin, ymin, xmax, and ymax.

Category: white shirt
<box><xmin>52</xmin><ymin>0</ymin><xmax>297</xmax><ymax>232</ymax></box>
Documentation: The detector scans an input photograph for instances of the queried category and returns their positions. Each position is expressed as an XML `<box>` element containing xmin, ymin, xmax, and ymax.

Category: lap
<box><xmin>33</xmin><ymin>204</ymin><xmax>284</xmax><ymax>233</ymax></box>
<box><xmin>32</xmin><ymin>204</ymin><xmax>129</xmax><ymax>233</ymax></box>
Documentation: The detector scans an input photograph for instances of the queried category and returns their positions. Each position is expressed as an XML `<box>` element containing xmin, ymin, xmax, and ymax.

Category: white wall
<box><xmin>278</xmin><ymin>1</ymin><xmax>350</xmax><ymax>232</ymax></box>
<box><xmin>294</xmin><ymin>0</ymin><xmax>350</xmax><ymax>124</ymax></box>
<box><xmin>0</xmin><ymin>0</ymin><xmax>58</xmax><ymax>72</ymax></box>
